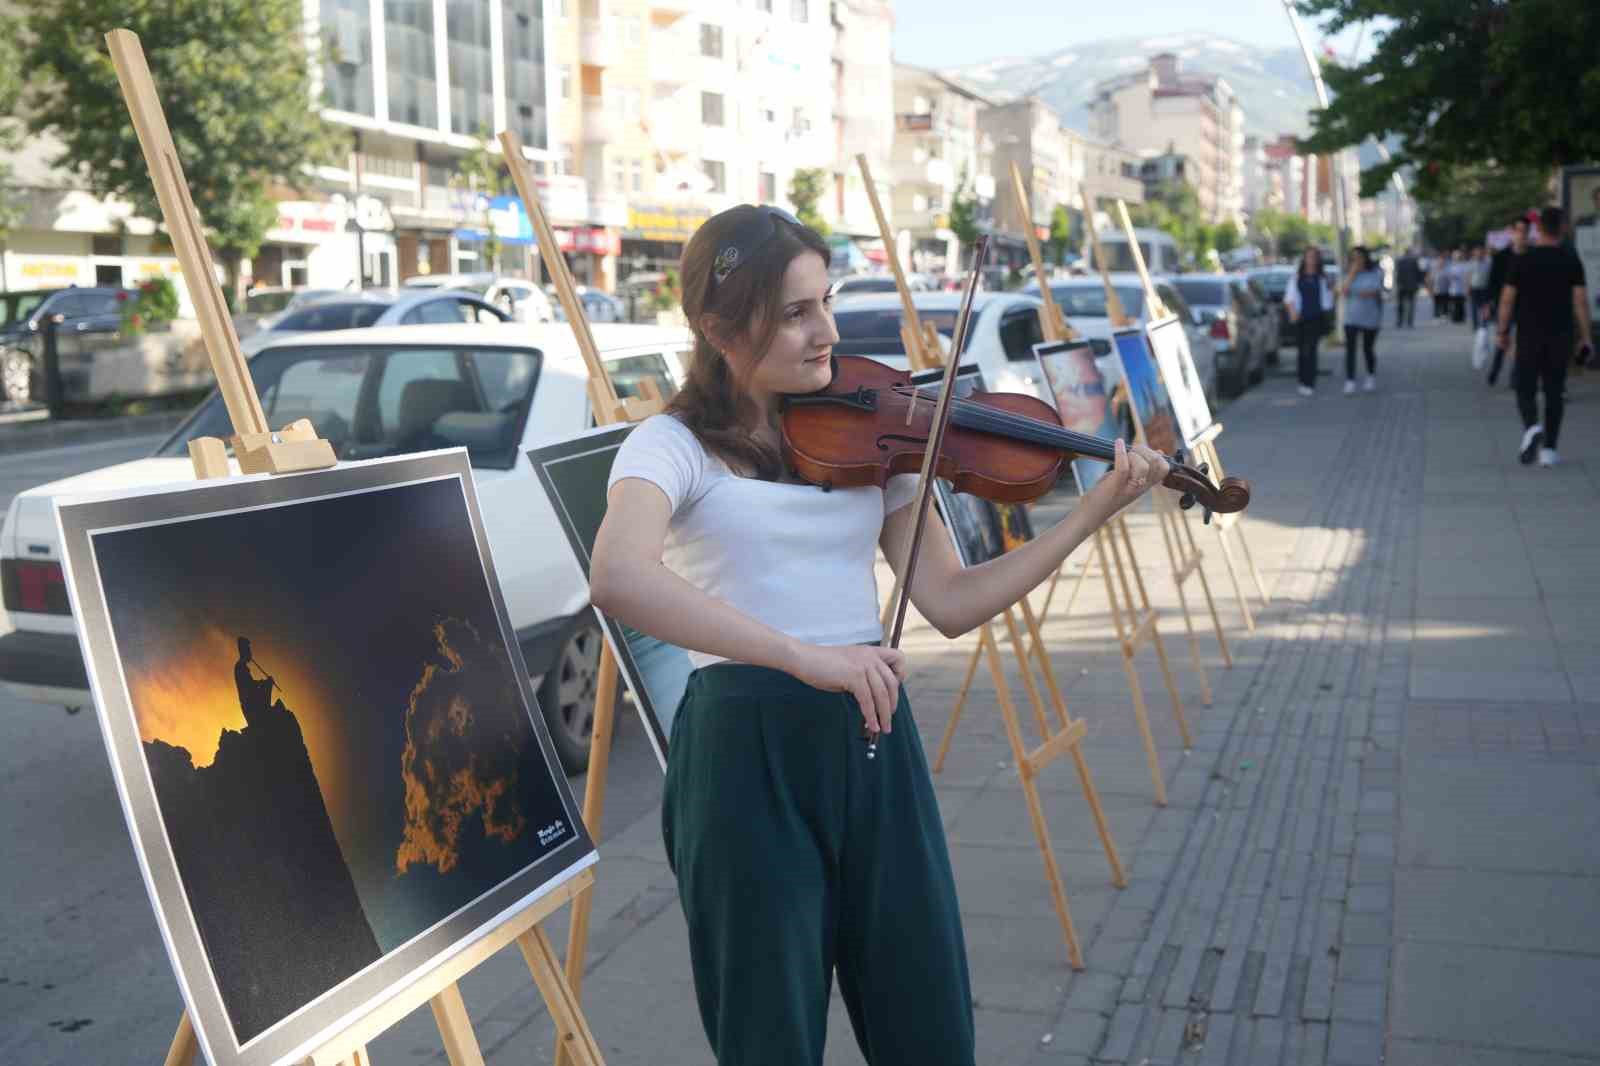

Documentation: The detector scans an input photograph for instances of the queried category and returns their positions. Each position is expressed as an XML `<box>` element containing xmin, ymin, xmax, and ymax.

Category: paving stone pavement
<box><xmin>365</xmin><ymin>316</ymin><xmax>1599</xmax><ymax>1066</ymax></box>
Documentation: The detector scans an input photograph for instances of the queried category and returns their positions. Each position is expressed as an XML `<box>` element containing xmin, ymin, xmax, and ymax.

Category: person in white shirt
<box><xmin>591</xmin><ymin>204</ymin><xmax>1168</xmax><ymax>1066</ymax></box>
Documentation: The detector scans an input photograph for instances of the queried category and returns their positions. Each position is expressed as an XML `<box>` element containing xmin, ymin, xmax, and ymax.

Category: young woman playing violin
<box><xmin>589</xmin><ymin>205</ymin><xmax>1171</xmax><ymax>1066</ymax></box>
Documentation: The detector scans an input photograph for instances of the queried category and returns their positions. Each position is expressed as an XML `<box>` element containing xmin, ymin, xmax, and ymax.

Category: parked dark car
<box><xmin>1</xmin><ymin>286</ymin><xmax>134</xmax><ymax>404</ymax></box>
<box><xmin>1169</xmin><ymin>275</ymin><xmax>1264</xmax><ymax>398</ymax></box>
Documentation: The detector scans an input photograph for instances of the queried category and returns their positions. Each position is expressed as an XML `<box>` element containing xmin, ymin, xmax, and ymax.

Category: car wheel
<box><xmin>536</xmin><ymin>614</ymin><xmax>610</xmax><ymax>774</ymax></box>
<box><xmin>1</xmin><ymin>346</ymin><xmax>33</xmax><ymax>404</ymax></box>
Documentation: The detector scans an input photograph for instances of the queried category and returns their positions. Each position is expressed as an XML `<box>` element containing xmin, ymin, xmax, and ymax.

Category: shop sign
<box><xmin>269</xmin><ymin>201</ymin><xmax>346</xmax><ymax>243</ymax></box>
<box><xmin>551</xmin><ymin>227</ymin><xmax>620</xmax><ymax>256</ymax></box>
<box><xmin>624</xmin><ymin>203</ymin><xmax>712</xmax><ymax>242</ymax></box>
<box><xmin>16</xmin><ymin>257</ymin><xmax>89</xmax><ymax>284</ymax></box>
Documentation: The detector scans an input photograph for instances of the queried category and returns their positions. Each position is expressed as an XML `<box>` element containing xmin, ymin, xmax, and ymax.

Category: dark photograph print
<box><xmin>56</xmin><ymin>453</ymin><xmax>593</xmax><ymax>1066</ymax></box>
<box><xmin>1112</xmin><ymin>327</ymin><xmax>1180</xmax><ymax>457</ymax></box>
<box><xmin>530</xmin><ymin>424</ymin><xmax>695</xmax><ymax>770</ymax></box>
<box><xmin>934</xmin><ymin>479</ymin><xmax>1035</xmax><ymax>568</ymax></box>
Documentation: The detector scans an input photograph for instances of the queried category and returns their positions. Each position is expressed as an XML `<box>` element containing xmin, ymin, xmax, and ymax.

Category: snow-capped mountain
<box><xmin>947</xmin><ymin>32</ymin><xmax>1321</xmax><ymax>143</ymax></box>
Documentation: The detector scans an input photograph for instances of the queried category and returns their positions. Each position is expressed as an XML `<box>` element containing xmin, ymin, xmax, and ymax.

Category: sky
<box><xmin>892</xmin><ymin>0</ymin><xmax>1370</xmax><ymax>70</ymax></box>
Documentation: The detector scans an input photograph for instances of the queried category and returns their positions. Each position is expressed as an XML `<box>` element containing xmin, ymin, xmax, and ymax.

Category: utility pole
<box><xmin>1282</xmin><ymin>0</ymin><xmax>1348</xmax><ymax>330</ymax></box>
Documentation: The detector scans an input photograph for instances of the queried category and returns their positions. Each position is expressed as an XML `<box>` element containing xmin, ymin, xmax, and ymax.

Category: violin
<box><xmin>781</xmin><ymin>354</ymin><xmax>1251</xmax><ymax>520</ymax></box>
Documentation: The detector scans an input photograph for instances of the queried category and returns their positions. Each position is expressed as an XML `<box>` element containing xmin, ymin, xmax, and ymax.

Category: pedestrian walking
<box><xmin>1428</xmin><ymin>255</ymin><xmax>1448</xmax><ymax>319</ymax></box>
<box><xmin>1284</xmin><ymin>246</ymin><xmax>1333</xmax><ymax>397</ymax></box>
<box><xmin>1468</xmin><ymin>246</ymin><xmax>1492</xmax><ymax>326</ymax></box>
<box><xmin>1341</xmin><ymin>246</ymin><xmax>1384</xmax><ymax>393</ymax></box>
<box><xmin>1497</xmin><ymin>206</ymin><xmax>1594</xmax><ymax>467</ymax></box>
<box><xmin>1484</xmin><ymin>217</ymin><xmax>1530</xmax><ymax>386</ymax></box>
<box><xmin>1394</xmin><ymin>247</ymin><xmax>1422</xmax><ymax>327</ymax></box>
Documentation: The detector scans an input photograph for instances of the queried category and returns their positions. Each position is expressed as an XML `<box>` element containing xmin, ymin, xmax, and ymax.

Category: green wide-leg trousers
<box><xmin>662</xmin><ymin>663</ymin><xmax>976</xmax><ymax>1066</ymax></box>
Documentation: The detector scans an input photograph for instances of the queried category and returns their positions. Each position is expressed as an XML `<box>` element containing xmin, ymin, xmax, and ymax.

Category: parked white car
<box><xmin>0</xmin><ymin>321</ymin><xmax>691</xmax><ymax>772</ymax></box>
<box><xmin>239</xmin><ymin>289</ymin><xmax>511</xmax><ymax>356</ymax></box>
<box><xmin>403</xmin><ymin>272</ymin><xmax>555</xmax><ymax>323</ymax></box>
<box><xmin>829</xmin><ymin>291</ymin><xmax>1055</xmax><ymax>403</ymax></box>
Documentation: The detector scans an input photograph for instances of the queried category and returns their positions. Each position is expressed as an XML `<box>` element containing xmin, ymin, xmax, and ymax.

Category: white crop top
<box><xmin>608</xmin><ymin>413</ymin><xmax>919</xmax><ymax>667</ymax></box>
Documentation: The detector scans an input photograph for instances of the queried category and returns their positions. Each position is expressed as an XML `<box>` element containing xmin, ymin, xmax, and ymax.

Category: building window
<box><xmin>703</xmin><ymin>159</ymin><xmax>726</xmax><ymax>194</ymax></box>
<box><xmin>791</xmin><ymin>0</ymin><xmax>807</xmax><ymax>20</ymax></box>
<box><xmin>445</xmin><ymin>0</ymin><xmax>494</xmax><ymax>136</ymax></box>
<box><xmin>559</xmin><ymin>64</ymin><xmax>572</xmax><ymax>100</ymax></box>
<box><xmin>792</xmin><ymin>106</ymin><xmax>810</xmax><ymax>135</ymax></box>
<box><xmin>384</xmin><ymin>0</ymin><xmax>438</xmax><ymax>128</ymax></box>
<box><xmin>759</xmin><ymin>171</ymin><xmax>776</xmax><ymax>202</ymax></box>
<box><xmin>702</xmin><ymin>91</ymin><xmax>725</xmax><ymax>127</ymax></box>
<box><xmin>756</xmin><ymin>0</ymin><xmax>772</xmax><ymax>12</ymax></box>
<box><xmin>320</xmin><ymin>0</ymin><xmax>376</xmax><ymax>117</ymax></box>
<box><xmin>700</xmin><ymin>23</ymin><xmax>722</xmax><ymax>58</ymax></box>
<box><xmin>501</xmin><ymin>0</ymin><xmax>547</xmax><ymax>149</ymax></box>
<box><xmin>631</xmin><ymin>159</ymin><xmax>644</xmax><ymax>193</ymax></box>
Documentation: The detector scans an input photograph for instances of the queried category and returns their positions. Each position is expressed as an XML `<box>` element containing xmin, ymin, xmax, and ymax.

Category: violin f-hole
<box><xmin>877</xmin><ymin>433</ymin><xmax>930</xmax><ymax>452</ymax></box>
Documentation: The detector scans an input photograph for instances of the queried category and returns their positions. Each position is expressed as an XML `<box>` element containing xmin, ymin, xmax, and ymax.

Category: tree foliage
<box><xmin>1126</xmin><ymin>181</ymin><xmax>1213</xmax><ymax>259</ymax></box>
<box><xmin>1047</xmin><ymin>203</ymin><xmax>1074</xmax><ymax>265</ymax></box>
<box><xmin>452</xmin><ymin>130</ymin><xmax>512</xmax><ymax>273</ymax></box>
<box><xmin>789</xmin><ymin>168</ymin><xmax>830</xmax><ymax>237</ymax></box>
<box><xmin>1412</xmin><ymin>162</ymin><xmax>1550</xmax><ymax>250</ymax></box>
<box><xmin>0</xmin><ymin>17</ymin><xmax>26</xmax><ymax>245</ymax></box>
<box><xmin>1250</xmin><ymin>208</ymin><xmax>1337</xmax><ymax>261</ymax></box>
<box><xmin>947</xmin><ymin>167</ymin><xmax>979</xmax><ymax>267</ymax></box>
<box><xmin>17</xmin><ymin>0</ymin><xmax>340</xmax><ymax>292</ymax></box>
<box><xmin>1296</xmin><ymin>0</ymin><xmax>1600</xmax><ymax>196</ymax></box>
<box><xmin>1213</xmin><ymin>220</ymin><xmax>1241</xmax><ymax>255</ymax></box>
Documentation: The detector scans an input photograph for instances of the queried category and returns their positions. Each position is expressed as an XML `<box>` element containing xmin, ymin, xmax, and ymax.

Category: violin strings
<box><xmin>889</xmin><ymin>384</ymin><xmax>1114</xmax><ymax>457</ymax></box>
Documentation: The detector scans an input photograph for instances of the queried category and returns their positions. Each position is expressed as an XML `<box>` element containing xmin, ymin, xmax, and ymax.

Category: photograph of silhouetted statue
<box><xmin>58</xmin><ymin>459</ymin><xmax>591</xmax><ymax>1062</ymax></box>
<box><xmin>1113</xmin><ymin>328</ymin><xmax>1181</xmax><ymax>456</ymax></box>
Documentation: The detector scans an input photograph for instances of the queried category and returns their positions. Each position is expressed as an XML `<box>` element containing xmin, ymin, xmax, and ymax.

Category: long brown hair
<box><xmin>667</xmin><ymin>205</ymin><xmax>830</xmax><ymax>480</ymax></box>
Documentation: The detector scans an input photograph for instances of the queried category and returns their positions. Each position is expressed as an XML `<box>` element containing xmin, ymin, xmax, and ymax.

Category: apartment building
<box><xmin>887</xmin><ymin>65</ymin><xmax>995</xmax><ymax>275</ymax></box>
<box><xmin>827</xmin><ymin>0</ymin><xmax>894</xmax><ymax>247</ymax></box>
<box><xmin>1088</xmin><ymin>52</ymin><xmax>1245</xmax><ymax>226</ymax></box>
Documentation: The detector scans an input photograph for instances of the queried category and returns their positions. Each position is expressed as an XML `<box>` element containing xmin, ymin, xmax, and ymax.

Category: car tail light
<box><xmin>1210</xmin><ymin>315</ymin><xmax>1232</xmax><ymax>341</ymax></box>
<box><xmin>1</xmin><ymin>558</ymin><xmax>71</xmax><ymax>615</ymax></box>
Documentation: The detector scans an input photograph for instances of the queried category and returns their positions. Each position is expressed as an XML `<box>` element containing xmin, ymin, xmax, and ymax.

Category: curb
<box><xmin>0</xmin><ymin>410</ymin><xmax>189</xmax><ymax>454</ymax></box>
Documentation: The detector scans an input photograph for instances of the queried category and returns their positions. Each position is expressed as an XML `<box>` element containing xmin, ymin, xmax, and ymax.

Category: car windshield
<box><xmin>832</xmin><ymin>305</ymin><xmax>985</xmax><ymax>357</ymax></box>
<box><xmin>0</xmin><ymin>292</ymin><xmax>48</xmax><ymax>327</ymax></box>
<box><xmin>275</xmin><ymin>301</ymin><xmax>389</xmax><ymax>331</ymax></box>
<box><xmin>1044</xmin><ymin>285</ymin><xmax>1147</xmax><ymax>320</ymax></box>
<box><xmin>156</xmin><ymin>343</ymin><xmax>541</xmax><ymax>469</ymax></box>
<box><xmin>837</xmin><ymin>277</ymin><xmax>898</xmax><ymax>294</ymax></box>
<box><xmin>245</xmin><ymin>291</ymin><xmax>295</xmax><ymax>314</ymax></box>
<box><xmin>1172</xmin><ymin>279</ymin><xmax>1228</xmax><ymax>307</ymax></box>
<box><xmin>1249</xmin><ymin>270</ymin><xmax>1292</xmax><ymax>296</ymax></box>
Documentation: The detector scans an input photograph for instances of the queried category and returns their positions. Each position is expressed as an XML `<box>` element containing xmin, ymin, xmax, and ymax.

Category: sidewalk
<box><xmin>374</xmin><ymin>319</ymin><xmax>1600</xmax><ymax>1065</ymax></box>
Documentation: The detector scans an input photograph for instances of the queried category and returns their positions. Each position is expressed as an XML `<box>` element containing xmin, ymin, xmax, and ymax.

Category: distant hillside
<box><xmin>949</xmin><ymin>31</ymin><xmax>1321</xmax><ymax>143</ymax></box>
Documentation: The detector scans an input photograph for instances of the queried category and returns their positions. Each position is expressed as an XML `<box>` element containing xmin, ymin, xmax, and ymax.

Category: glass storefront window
<box><xmin>502</xmin><ymin>0</ymin><xmax>547</xmax><ymax>150</ymax></box>
<box><xmin>321</xmin><ymin>0</ymin><xmax>376</xmax><ymax>116</ymax></box>
<box><xmin>385</xmin><ymin>0</ymin><xmax>439</xmax><ymax>128</ymax></box>
<box><xmin>446</xmin><ymin>0</ymin><xmax>494</xmax><ymax>136</ymax></box>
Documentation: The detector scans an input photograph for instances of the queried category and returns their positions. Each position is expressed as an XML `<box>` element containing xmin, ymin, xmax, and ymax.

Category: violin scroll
<box><xmin>1162</xmin><ymin>459</ymin><xmax>1250</xmax><ymax>523</ymax></box>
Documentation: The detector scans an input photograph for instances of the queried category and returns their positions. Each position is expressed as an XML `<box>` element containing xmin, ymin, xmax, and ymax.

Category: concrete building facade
<box><xmin>888</xmin><ymin>65</ymin><xmax>995</xmax><ymax>274</ymax></box>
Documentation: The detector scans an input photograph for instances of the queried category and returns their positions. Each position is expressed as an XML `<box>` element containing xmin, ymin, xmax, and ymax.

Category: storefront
<box><xmin>619</xmin><ymin>202</ymin><xmax>712</xmax><ymax>284</ymax></box>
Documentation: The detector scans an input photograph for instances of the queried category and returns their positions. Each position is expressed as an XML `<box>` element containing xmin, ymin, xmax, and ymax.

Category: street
<box><xmin>3</xmin><ymin>319</ymin><xmax>1597</xmax><ymax>1065</ymax></box>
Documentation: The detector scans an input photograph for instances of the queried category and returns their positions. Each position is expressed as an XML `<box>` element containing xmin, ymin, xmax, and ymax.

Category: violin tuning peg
<box><xmin>1173</xmin><ymin>448</ymin><xmax>1186</xmax><ymax>466</ymax></box>
<box><xmin>1179</xmin><ymin>492</ymin><xmax>1197</xmax><ymax>511</ymax></box>
<box><xmin>1203</xmin><ymin>507</ymin><xmax>1214</xmax><ymax>525</ymax></box>
<box><xmin>1198</xmin><ymin>462</ymin><xmax>1211</xmax><ymax>478</ymax></box>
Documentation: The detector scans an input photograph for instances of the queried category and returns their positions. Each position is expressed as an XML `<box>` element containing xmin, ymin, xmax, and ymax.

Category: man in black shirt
<box><xmin>1484</xmin><ymin>217</ymin><xmax>1529</xmax><ymax>385</ymax></box>
<box><xmin>1394</xmin><ymin>248</ymin><xmax>1422</xmax><ymax>327</ymax></box>
<box><xmin>1497</xmin><ymin>206</ymin><xmax>1594</xmax><ymax>466</ymax></box>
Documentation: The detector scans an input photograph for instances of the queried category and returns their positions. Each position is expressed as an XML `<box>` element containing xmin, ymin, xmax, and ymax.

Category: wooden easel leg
<box><xmin>556</xmin><ymin>648</ymin><xmax>619</xmax><ymax>1066</ymax></box>
<box><xmin>1016</xmin><ymin>598</ymin><xmax>1070</xmax><ymax>732</ymax></box>
<box><xmin>933</xmin><ymin>636</ymin><xmax>986</xmax><ymax>773</ymax></box>
<box><xmin>1213</xmin><ymin>519</ymin><xmax>1257</xmax><ymax>632</ymax></box>
<box><xmin>1095</xmin><ymin>531</ymin><xmax>1168</xmax><ymax>807</ymax></box>
<box><xmin>1069</xmin><ymin>743</ymin><xmax>1127</xmax><ymax>888</ymax></box>
<box><xmin>164</xmin><ymin>1013</ymin><xmax>197</xmax><ymax>1066</ymax></box>
<box><xmin>1117</xmin><ymin>517</ymin><xmax>1192</xmax><ymax>750</ymax></box>
<box><xmin>1180</xmin><ymin>506</ymin><xmax>1232</xmax><ymax>668</ymax></box>
<box><xmin>980</xmin><ymin>629</ymin><xmax>1083</xmax><ymax>969</ymax></box>
<box><xmin>1001</xmin><ymin>607</ymin><xmax>1052</xmax><ymax>740</ymax></box>
<box><xmin>521</xmin><ymin>926</ymin><xmax>606</xmax><ymax>1066</ymax></box>
<box><xmin>1156</xmin><ymin>500</ymin><xmax>1213</xmax><ymax>707</ymax></box>
<box><xmin>430</xmin><ymin>985</ymin><xmax>487</xmax><ymax>1066</ymax></box>
<box><xmin>1234</xmin><ymin>512</ymin><xmax>1272</xmax><ymax>605</ymax></box>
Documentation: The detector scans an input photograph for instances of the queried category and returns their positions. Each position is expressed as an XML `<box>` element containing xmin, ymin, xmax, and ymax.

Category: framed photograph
<box><xmin>1111</xmin><ymin>326</ymin><xmax>1181</xmax><ymax>456</ymax></box>
<box><xmin>55</xmin><ymin>451</ymin><xmax>595</xmax><ymax>1066</ymax></box>
<box><xmin>528</xmin><ymin>425</ymin><xmax>693</xmax><ymax>771</ymax></box>
<box><xmin>1562</xmin><ymin>165</ymin><xmax>1600</xmax><ymax>302</ymax></box>
<box><xmin>1144</xmin><ymin>316</ymin><xmax>1213</xmax><ymax>450</ymax></box>
<box><xmin>1032</xmin><ymin>337</ymin><xmax>1120</xmax><ymax>493</ymax></box>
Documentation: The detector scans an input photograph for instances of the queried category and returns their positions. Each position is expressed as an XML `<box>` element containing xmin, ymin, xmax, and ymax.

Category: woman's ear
<box><xmin>699</xmin><ymin>314</ymin><xmax>743</xmax><ymax>363</ymax></box>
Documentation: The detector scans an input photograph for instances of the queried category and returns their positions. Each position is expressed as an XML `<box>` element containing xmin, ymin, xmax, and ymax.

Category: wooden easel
<box><xmin>108</xmin><ymin>30</ymin><xmax>606</xmax><ymax>1066</ymax></box>
<box><xmin>1076</xmin><ymin>188</ymin><xmax>1192</xmax><ymax>805</ymax></box>
<box><xmin>863</xmin><ymin>156</ymin><xmax>1122</xmax><ymax>969</ymax></box>
<box><xmin>1111</xmin><ymin>201</ymin><xmax>1269</xmax><ymax>628</ymax></box>
<box><xmin>499</xmin><ymin>130</ymin><xmax>666</xmax><ymax>1066</ymax></box>
<box><xmin>1110</xmin><ymin>199</ymin><xmax>1231</xmax><ymax>693</ymax></box>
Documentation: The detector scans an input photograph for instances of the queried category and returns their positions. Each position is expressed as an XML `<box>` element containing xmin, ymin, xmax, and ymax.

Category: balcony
<box><xmin>649</xmin><ymin>0</ymin><xmax>696</xmax><ymax>20</ymax></box>
<box><xmin>579</xmin><ymin>20</ymin><xmax>618</xmax><ymax>66</ymax></box>
<box><xmin>582</xmin><ymin>96</ymin><xmax>621</xmax><ymax>144</ymax></box>
<box><xmin>645</xmin><ymin>100</ymin><xmax>695</xmax><ymax>157</ymax></box>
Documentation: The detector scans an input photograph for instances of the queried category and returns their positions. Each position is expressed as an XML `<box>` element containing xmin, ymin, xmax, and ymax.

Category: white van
<box><xmin>1090</xmin><ymin>227</ymin><xmax>1182</xmax><ymax>276</ymax></box>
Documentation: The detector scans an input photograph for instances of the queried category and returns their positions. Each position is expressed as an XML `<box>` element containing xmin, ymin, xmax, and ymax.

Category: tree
<box><xmin>1127</xmin><ymin>181</ymin><xmax>1210</xmax><ymax>261</ymax></box>
<box><xmin>451</xmin><ymin>131</ymin><xmax>512</xmax><ymax>274</ymax></box>
<box><xmin>1251</xmin><ymin>208</ymin><xmax>1336</xmax><ymax>261</ymax></box>
<box><xmin>1213</xmin><ymin>220</ymin><xmax>1241</xmax><ymax>255</ymax></box>
<box><xmin>18</xmin><ymin>0</ymin><xmax>341</xmax><ymax>298</ymax></box>
<box><xmin>0</xmin><ymin>16</ymin><xmax>26</xmax><ymax>272</ymax></box>
<box><xmin>1411</xmin><ymin>162</ymin><xmax>1550</xmax><ymax>251</ymax></box>
<box><xmin>1047</xmin><ymin>204</ymin><xmax>1074</xmax><ymax>266</ymax></box>
<box><xmin>788</xmin><ymin>168</ymin><xmax>830</xmax><ymax>237</ymax></box>
<box><xmin>1296</xmin><ymin>0</ymin><xmax>1600</xmax><ymax>197</ymax></box>
<box><xmin>947</xmin><ymin>167</ymin><xmax>979</xmax><ymax>268</ymax></box>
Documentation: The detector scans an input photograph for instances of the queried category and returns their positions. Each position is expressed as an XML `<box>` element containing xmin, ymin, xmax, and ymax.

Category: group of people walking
<box><xmin>1282</xmin><ymin>244</ymin><xmax>1387</xmax><ymax>398</ymax></box>
<box><xmin>1278</xmin><ymin>207</ymin><xmax>1592</xmax><ymax>469</ymax></box>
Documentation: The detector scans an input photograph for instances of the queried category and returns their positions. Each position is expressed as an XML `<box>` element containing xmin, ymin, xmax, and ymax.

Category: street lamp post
<box><xmin>1281</xmin><ymin>0</ymin><xmax>1348</xmax><ymax>329</ymax></box>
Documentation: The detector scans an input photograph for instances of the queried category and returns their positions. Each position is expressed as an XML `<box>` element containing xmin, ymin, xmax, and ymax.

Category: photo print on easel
<box><xmin>1144</xmin><ymin>316</ymin><xmax>1214</xmax><ymax>450</ymax></box>
<box><xmin>1032</xmin><ymin>337</ymin><xmax>1122</xmax><ymax>494</ymax></box>
<box><xmin>55</xmin><ymin>451</ymin><xmax>595</xmax><ymax>1066</ymax></box>
<box><xmin>529</xmin><ymin>425</ymin><xmax>693</xmax><ymax>770</ymax></box>
<box><xmin>1111</xmin><ymin>327</ymin><xmax>1181</xmax><ymax>456</ymax></box>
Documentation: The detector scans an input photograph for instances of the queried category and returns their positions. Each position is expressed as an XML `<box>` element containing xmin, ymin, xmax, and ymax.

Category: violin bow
<box><xmin>882</xmin><ymin>235</ymin><xmax>991</xmax><ymax>650</ymax></box>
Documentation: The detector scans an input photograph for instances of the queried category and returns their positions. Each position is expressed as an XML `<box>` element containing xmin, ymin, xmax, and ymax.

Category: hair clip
<box><xmin>713</xmin><ymin>246</ymin><xmax>741</xmax><ymax>283</ymax></box>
